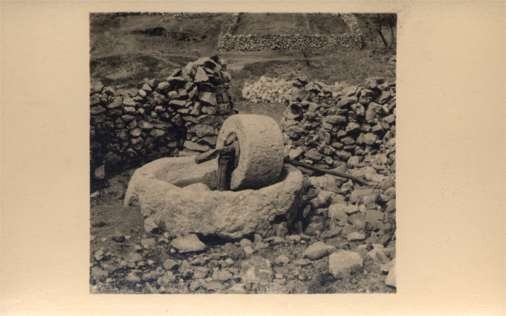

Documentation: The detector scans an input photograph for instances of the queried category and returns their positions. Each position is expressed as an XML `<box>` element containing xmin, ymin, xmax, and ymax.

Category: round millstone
<box><xmin>216</xmin><ymin>114</ymin><xmax>285</xmax><ymax>190</ymax></box>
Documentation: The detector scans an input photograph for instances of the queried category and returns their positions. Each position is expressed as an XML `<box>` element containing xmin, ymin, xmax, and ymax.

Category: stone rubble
<box><xmin>90</xmin><ymin>223</ymin><xmax>396</xmax><ymax>293</ymax></box>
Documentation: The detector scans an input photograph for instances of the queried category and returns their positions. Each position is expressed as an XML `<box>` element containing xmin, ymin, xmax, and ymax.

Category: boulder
<box><xmin>124</xmin><ymin>156</ymin><xmax>304</xmax><ymax>239</ymax></box>
<box><xmin>346</xmin><ymin>231</ymin><xmax>366</xmax><ymax>241</ymax></box>
<box><xmin>91</xmin><ymin>81</ymin><xmax>104</xmax><ymax>93</ymax></box>
<box><xmin>367</xmin><ymin>244</ymin><xmax>389</xmax><ymax>264</ymax></box>
<box><xmin>91</xmin><ymin>106</ymin><xmax>106</xmax><ymax>115</ymax></box>
<box><xmin>212</xmin><ymin>269</ymin><xmax>233</xmax><ymax>282</ymax></box>
<box><xmin>328</xmin><ymin>203</ymin><xmax>348</xmax><ymax>223</ymax></box>
<box><xmin>365</xmin><ymin>102</ymin><xmax>381</xmax><ymax>122</ymax></box>
<box><xmin>162</xmin><ymin>259</ymin><xmax>179</xmax><ymax>271</ymax></box>
<box><xmin>130</xmin><ymin>128</ymin><xmax>142</xmax><ymax>137</ymax></box>
<box><xmin>310</xmin><ymin>190</ymin><xmax>333</xmax><ymax>209</ymax></box>
<box><xmin>240</xmin><ymin>256</ymin><xmax>273</xmax><ymax>287</ymax></box>
<box><xmin>107</xmin><ymin>96</ymin><xmax>123</xmax><ymax>109</ymax></box>
<box><xmin>157</xmin><ymin>272</ymin><xmax>176</xmax><ymax>287</ymax></box>
<box><xmin>199</xmin><ymin>92</ymin><xmax>217</xmax><ymax>106</ymax></box>
<box><xmin>123</xmin><ymin>96</ymin><xmax>136</xmax><ymax>106</ymax></box>
<box><xmin>150</xmin><ymin>129</ymin><xmax>165</xmax><ymax>137</ymax></box>
<box><xmin>349</xmin><ymin>187</ymin><xmax>378</xmax><ymax>204</ymax></box>
<box><xmin>309</xmin><ymin>175</ymin><xmax>340</xmax><ymax>193</ymax></box>
<box><xmin>156</xmin><ymin>81</ymin><xmax>170</xmax><ymax>92</ymax></box>
<box><xmin>288</xmin><ymin>147</ymin><xmax>304</xmax><ymax>160</ymax></box>
<box><xmin>303</xmin><ymin>241</ymin><xmax>335</xmax><ymax>260</ymax></box>
<box><xmin>328</xmin><ymin>250</ymin><xmax>363</xmax><ymax>278</ymax></box>
<box><xmin>171</xmin><ymin>234</ymin><xmax>207</xmax><ymax>253</ymax></box>
<box><xmin>305</xmin><ymin>148</ymin><xmax>322</xmax><ymax>161</ymax></box>
<box><xmin>191</xmin><ymin>124</ymin><xmax>216</xmax><ymax>138</ymax></box>
<box><xmin>274</xmin><ymin>255</ymin><xmax>290</xmax><ymax>265</ymax></box>
<box><xmin>194</xmin><ymin>67</ymin><xmax>210</xmax><ymax>83</ymax></box>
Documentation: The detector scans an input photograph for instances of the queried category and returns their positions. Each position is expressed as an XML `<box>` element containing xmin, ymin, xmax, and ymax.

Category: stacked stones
<box><xmin>217</xmin><ymin>13</ymin><xmax>364</xmax><ymax>52</ymax></box>
<box><xmin>91</xmin><ymin>73</ymin><xmax>397</xmax><ymax>291</ymax></box>
<box><xmin>277</xmin><ymin>77</ymin><xmax>396</xmax><ymax>249</ymax></box>
<box><xmin>90</xmin><ymin>56</ymin><xmax>235</xmax><ymax>180</ymax></box>
<box><xmin>277</xmin><ymin>77</ymin><xmax>396</xmax><ymax>285</ymax></box>
<box><xmin>218</xmin><ymin>34</ymin><xmax>362</xmax><ymax>52</ymax></box>
<box><xmin>280</xmin><ymin>77</ymin><xmax>395</xmax><ymax>173</ymax></box>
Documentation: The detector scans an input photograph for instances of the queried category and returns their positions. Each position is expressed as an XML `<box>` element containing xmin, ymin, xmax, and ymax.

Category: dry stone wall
<box><xmin>90</xmin><ymin>56</ymin><xmax>235</xmax><ymax>182</ymax></box>
<box><xmin>218</xmin><ymin>33</ymin><xmax>362</xmax><ymax>52</ymax></box>
<box><xmin>278</xmin><ymin>77</ymin><xmax>396</xmax><ymax>183</ymax></box>
<box><xmin>240</xmin><ymin>75</ymin><xmax>396</xmax><ymax>180</ymax></box>
<box><xmin>273</xmin><ymin>77</ymin><xmax>396</xmax><ymax>242</ymax></box>
<box><xmin>217</xmin><ymin>13</ymin><xmax>365</xmax><ymax>52</ymax></box>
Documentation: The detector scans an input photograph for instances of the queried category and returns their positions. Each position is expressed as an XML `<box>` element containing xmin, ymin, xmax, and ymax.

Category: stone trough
<box><xmin>124</xmin><ymin>114</ymin><xmax>305</xmax><ymax>239</ymax></box>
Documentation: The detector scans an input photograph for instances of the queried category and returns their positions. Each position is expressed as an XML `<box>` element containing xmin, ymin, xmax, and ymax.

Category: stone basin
<box><xmin>124</xmin><ymin>156</ymin><xmax>304</xmax><ymax>239</ymax></box>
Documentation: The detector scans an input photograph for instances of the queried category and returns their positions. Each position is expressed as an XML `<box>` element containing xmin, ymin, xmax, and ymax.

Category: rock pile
<box><xmin>241</xmin><ymin>76</ymin><xmax>300</xmax><ymax>104</ymax></box>
<box><xmin>270</xmin><ymin>76</ymin><xmax>397</xmax><ymax>289</ymax></box>
<box><xmin>276</xmin><ymin>77</ymin><xmax>396</xmax><ymax>240</ymax></box>
<box><xmin>280</xmin><ymin>77</ymin><xmax>396</xmax><ymax>175</ymax></box>
<box><xmin>90</xmin><ymin>56</ymin><xmax>235</xmax><ymax>181</ymax></box>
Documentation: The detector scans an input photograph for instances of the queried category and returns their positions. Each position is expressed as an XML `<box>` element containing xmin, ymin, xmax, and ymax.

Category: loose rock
<box><xmin>385</xmin><ymin>261</ymin><xmax>396</xmax><ymax>288</ymax></box>
<box><xmin>328</xmin><ymin>250</ymin><xmax>363</xmax><ymax>278</ymax></box>
<box><xmin>303</xmin><ymin>241</ymin><xmax>335</xmax><ymax>260</ymax></box>
<box><xmin>171</xmin><ymin>234</ymin><xmax>207</xmax><ymax>253</ymax></box>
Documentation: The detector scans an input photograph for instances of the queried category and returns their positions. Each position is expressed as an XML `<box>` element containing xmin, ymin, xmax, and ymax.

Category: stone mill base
<box><xmin>124</xmin><ymin>156</ymin><xmax>304</xmax><ymax>239</ymax></box>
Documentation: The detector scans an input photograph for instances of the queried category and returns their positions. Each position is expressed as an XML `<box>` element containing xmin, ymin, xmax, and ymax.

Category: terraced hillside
<box><xmin>232</xmin><ymin>13</ymin><xmax>350</xmax><ymax>35</ymax></box>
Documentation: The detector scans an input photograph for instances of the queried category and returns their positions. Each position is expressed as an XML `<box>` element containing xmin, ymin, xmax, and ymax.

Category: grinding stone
<box><xmin>216</xmin><ymin>114</ymin><xmax>285</xmax><ymax>190</ymax></box>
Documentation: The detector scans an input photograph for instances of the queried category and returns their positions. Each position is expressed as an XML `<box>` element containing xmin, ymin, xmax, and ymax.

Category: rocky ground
<box><xmin>90</xmin><ymin>163</ymin><xmax>395</xmax><ymax>293</ymax></box>
<box><xmin>90</xmin><ymin>70</ymin><xmax>397</xmax><ymax>295</ymax></box>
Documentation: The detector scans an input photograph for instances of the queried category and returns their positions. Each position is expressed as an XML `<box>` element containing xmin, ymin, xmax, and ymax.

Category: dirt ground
<box><xmin>90</xmin><ymin>171</ymin><xmax>395</xmax><ymax>294</ymax></box>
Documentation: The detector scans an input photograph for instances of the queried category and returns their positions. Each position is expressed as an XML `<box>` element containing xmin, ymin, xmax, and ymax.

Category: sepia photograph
<box><xmin>89</xmin><ymin>12</ymin><xmax>397</xmax><ymax>294</ymax></box>
<box><xmin>2</xmin><ymin>1</ymin><xmax>505</xmax><ymax>314</ymax></box>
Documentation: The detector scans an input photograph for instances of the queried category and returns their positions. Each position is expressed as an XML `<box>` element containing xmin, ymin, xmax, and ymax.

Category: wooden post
<box><xmin>216</xmin><ymin>146</ymin><xmax>236</xmax><ymax>191</ymax></box>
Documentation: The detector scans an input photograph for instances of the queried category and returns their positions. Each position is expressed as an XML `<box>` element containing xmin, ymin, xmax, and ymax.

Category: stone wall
<box><xmin>279</xmin><ymin>77</ymin><xmax>396</xmax><ymax>182</ymax></box>
<box><xmin>239</xmin><ymin>74</ymin><xmax>396</xmax><ymax>179</ymax></box>
<box><xmin>274</xmin><ymin>77</ymin><xmax>396</xmax><ymax>239</ymax></box>
<box><xmin>217</xmin><ymin>13</ymin><xmax>365</xmax><ymax>52</ymax></box>
<box><xmin>240</xmin><ymin>74</ymin><xmax>396</xmax><ymax>241</ymax></box>
<box><xmin>90</xmin><ymin>56</ymin><xmax>235</xmax><ymax>183</ymax></box>
<box><xmin>218</xmin><ymin>33</ymin><xmax>362</xmax><ymax>52</ymax></box>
